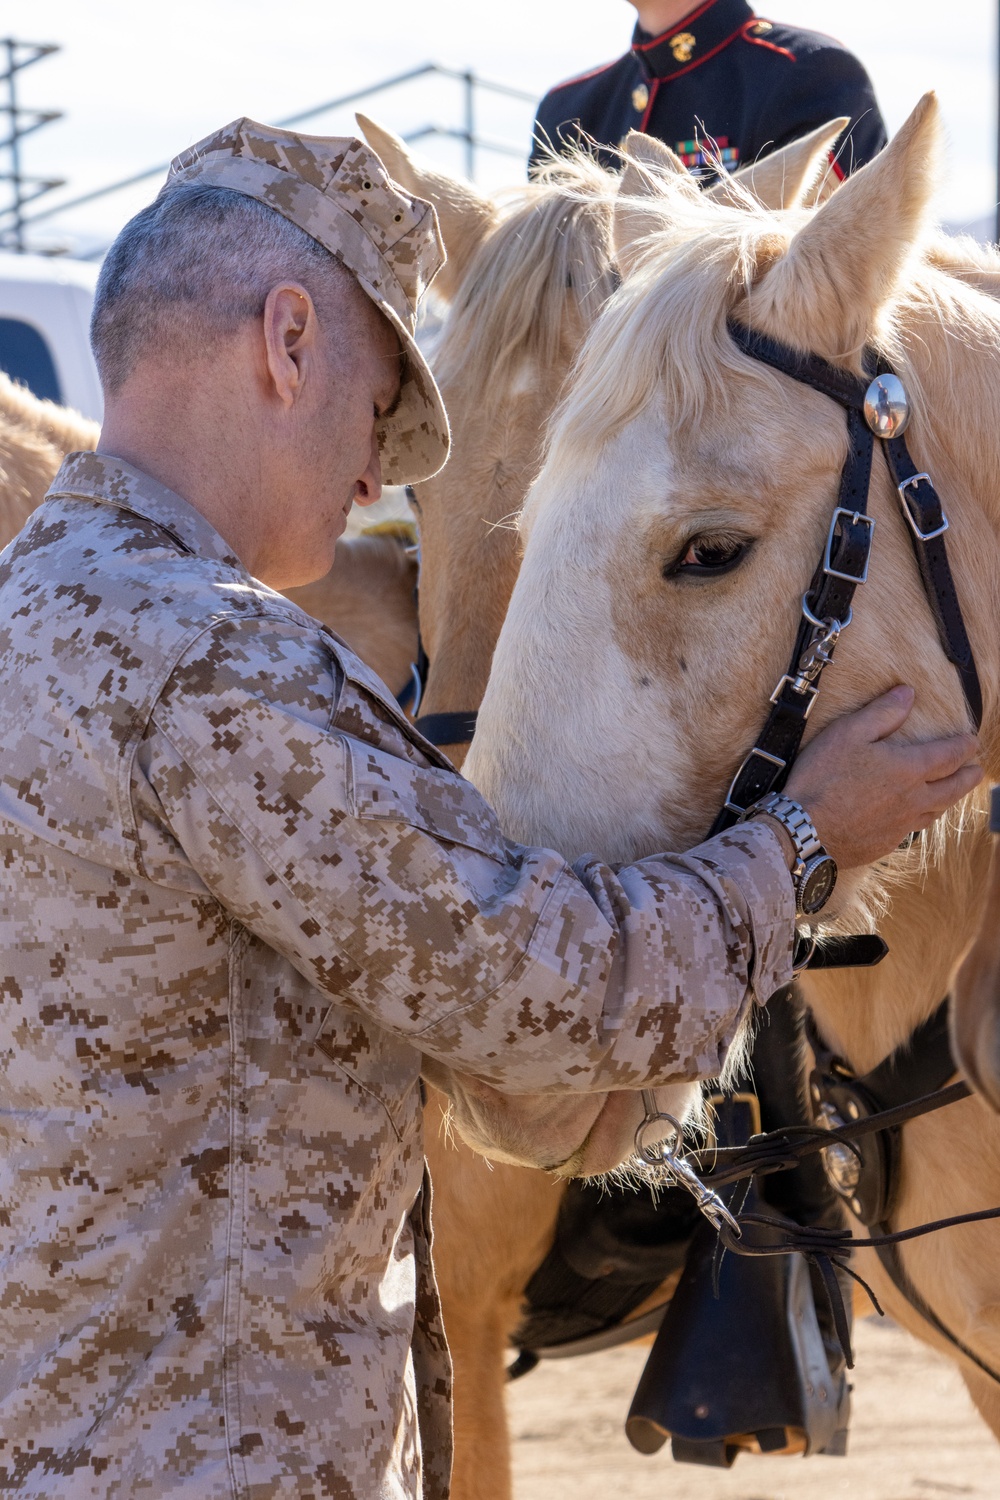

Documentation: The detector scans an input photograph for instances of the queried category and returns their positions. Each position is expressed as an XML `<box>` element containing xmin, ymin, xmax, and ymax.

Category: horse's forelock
<box><xmin>545</xmin><ymin>193</ymin><xmax>1000</xmax><ymax>489</ymax></box>
<box><xmin>544</xmin><ymin>204</ymin><xmax>779</xmax><ymax>471</ymax></box>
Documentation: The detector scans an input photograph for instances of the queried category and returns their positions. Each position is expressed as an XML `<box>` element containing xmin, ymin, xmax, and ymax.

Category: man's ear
<box><xmin>708</xmin><ymin>117</ymin><xmax>849</xmax><ymax>210</ymax></box>
<box><xmin>357</xmin><ymin>114</ymin><xmax>498</xmax><ymax>301</ymax></box>
<box><xmin>261</xmin><ymin>284</ymin><xmax>313</xmax><ymax>406</ymax></box>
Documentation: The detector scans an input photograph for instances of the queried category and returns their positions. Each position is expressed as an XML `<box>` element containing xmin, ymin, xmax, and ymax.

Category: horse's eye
<box><xmin>668</xmin><ymin>534</ymin><xmax>751</xmax><ymax>576</ymax></box>
<box><xmin>405</xmin><ymin>484</ymin><xmax>421</xmax><ymax>515</ymax></box>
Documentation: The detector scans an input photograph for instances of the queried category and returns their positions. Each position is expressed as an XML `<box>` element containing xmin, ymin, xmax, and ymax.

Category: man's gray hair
<box><xmin>91</xmin><ymin>183</ymin><xmax>352</xmax><ymax>393</ymax></box>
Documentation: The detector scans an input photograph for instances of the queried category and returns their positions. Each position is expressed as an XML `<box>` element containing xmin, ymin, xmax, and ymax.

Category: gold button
<box><xmin>632</xmin><ymin>83</ymin><xmax>649</xmax><ymax>112</ymax></box>
<box><xmin>753</xmin><ymin>19</ymin><xmax>772</xmax><ymax>31</ymax></box>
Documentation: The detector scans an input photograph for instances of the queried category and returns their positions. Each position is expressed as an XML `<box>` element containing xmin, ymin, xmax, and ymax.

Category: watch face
<box><xmin>799</xmin><ymin>855</ymin><xmax>837</xmax><ymax>915</ymax></box>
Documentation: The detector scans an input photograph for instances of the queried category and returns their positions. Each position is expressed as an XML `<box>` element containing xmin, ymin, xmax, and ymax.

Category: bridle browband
<box><xmin>709</xmin><ymin>319</ymin><xmax>983</xmax><ymax>841</ymax></box>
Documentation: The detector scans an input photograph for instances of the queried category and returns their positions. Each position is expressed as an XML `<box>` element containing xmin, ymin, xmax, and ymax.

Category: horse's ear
<box><xmin>748</xmin><ymin>93</ymin><xmax>941</xmax><ymax>359</ymax></box>
<box><xmin>615</xmin><ymin>132</ymin><xmax>700</xmax><ymax>277</ymax></box>
<box><xmin>356</xmin><ymin>113</ymin><xmax>498</xmax><ymax>301</ymax></box>
<box><xmin>622</xmin><ymin>130</ymin><xmax>689</xmax><ymax>179</ymax></box>
<box><xmin>709</xmin><ymin>117</ymin><xmax>849</xmax><ymax>210</ymax></box>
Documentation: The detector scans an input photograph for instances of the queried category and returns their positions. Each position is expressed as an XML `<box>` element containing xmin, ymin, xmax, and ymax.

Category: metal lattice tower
<box><xmin>0</xmin><ymin>38</ymin><xmax>64</xmax><ymax>253</ymax></box>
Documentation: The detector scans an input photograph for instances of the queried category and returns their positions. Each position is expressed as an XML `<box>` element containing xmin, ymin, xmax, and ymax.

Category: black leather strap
<box><xmin>881</xmin><ymin>436</ymin><xmax>983</xmax><ymax>729</ymax></box>
<box><xmin>726</xmin><ymin>322</ymin><xmax>870</xmax><ymax>410</ymax></box>
<box><xmin>805</xmin><ymin>1001</ymin><xmax>1000</xmax><ymax>1385</ymax></box>
<box><xmin>414</xmin><ymin>709</ymin><xmax>479</xmax><ymax>746</ymax></box>
<box><xmin>709</xmin><ymin>399</ymin><xmax>876</xmax><ymax>836</ymax></box>
<box><xmin>866</xmin><ymin>1000</ymin><xmax>1000</xmax><ymax>1384</ymax></box>
<box><xmin>808</xmin><ymin>998</ymin><xmax>956</xmax><ymax>1112</ymax></box>
<box><xmin>800</xmin><ymin>934</ymin><xmax>887</xmax><ymax>971</ymax></box>
<box><xmin>872</xmin><ymin>1229</ymin><xmax>1000</xmax><ymax>1386</ymax></box>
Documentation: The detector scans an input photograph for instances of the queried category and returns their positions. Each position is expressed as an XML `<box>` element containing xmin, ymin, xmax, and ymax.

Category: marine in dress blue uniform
<box><xmin>532</xmin><ymin>0</ymin><xmax>886</xmax><ymax>178</ymax></box>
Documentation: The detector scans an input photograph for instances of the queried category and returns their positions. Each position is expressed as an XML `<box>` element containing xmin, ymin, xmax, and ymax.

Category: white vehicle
<box><xmin>0</xmin><ymin>251</ymin><xmax>102</xmax><ymax>421</ymax></box>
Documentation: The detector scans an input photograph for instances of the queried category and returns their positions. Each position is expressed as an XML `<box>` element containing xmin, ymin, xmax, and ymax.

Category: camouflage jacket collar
<box><xmin>47</xmin><ymin>451</ymin><xmax>247</xmax><ymax>572</ymax></box>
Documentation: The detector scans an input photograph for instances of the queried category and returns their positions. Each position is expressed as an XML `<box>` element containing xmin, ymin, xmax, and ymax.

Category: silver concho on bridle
<box><xmin>863</xmin><ymin>373</ymin><xmax>911</xmax><ymax>439</ymax></box>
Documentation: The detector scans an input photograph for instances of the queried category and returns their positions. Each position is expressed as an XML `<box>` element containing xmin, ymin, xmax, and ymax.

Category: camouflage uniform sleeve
<box><xmin>142</xmin><ymin>617</ymin><xmax>795</xmax><ymax>1091</ymax></box>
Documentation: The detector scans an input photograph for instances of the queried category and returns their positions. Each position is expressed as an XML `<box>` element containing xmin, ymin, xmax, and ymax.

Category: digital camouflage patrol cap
<box><xmin>166</xmin><ymin>118</ymin><xmax>450</xmax><ymax>485</ymax></box>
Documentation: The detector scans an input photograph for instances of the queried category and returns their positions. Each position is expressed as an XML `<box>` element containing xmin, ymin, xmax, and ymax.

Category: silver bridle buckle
<box><xmin>897</xmin><ymin>473</ymin><xmax>949</xmax><ymax>541</ymax></box>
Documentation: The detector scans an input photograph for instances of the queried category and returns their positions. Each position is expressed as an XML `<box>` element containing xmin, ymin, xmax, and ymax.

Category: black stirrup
<box><xmin>626</xmin><ymin>997</ymin><xmax>851</xmax><ymax>1466</ymax></box>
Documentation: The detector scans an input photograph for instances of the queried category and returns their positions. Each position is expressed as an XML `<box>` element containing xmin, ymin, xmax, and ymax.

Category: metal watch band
<box><xmin>745</xmin><ymin>791</ymin><xmax>824</xmax><ymax>871</ymax></box>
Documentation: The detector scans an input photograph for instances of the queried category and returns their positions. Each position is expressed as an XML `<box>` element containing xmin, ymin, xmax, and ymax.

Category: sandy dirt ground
<box><xmin>508</xmin><ymin>1315</ymin><xmax>1000</xmax><ymax>1500</ymax></box>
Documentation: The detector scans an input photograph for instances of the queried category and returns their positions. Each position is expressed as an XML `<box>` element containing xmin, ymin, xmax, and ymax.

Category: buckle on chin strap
<box><xmin>896</xmin><ymin>473</ymin><xmax>949</xmax><ymax>541</ymax></box>
<box><xmin>822</xmin><ymin>508</ymin><xmax>875</xmax><ymax>584</ymax></box>
<box><xmin>723</xmin><ymin>747</ymin><xmax>787</xmax><ymax>817</ymax></box>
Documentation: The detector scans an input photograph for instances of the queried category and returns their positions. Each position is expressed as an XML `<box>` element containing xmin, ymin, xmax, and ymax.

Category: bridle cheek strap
<box><xmin>709</xmin><ymin>319</ymin><xmax>983</xmax><ymax>845</ymax></box>
<box><xmin>881</xmin><ymin>434</ymin><xmax>983</xmax><ymax>727</ymax></box>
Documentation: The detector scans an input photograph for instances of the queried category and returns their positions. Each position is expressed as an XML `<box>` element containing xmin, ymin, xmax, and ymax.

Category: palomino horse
<box><xmin>0</xmin><ymin>372</ymin><xmax>418</xmax><ymax>693</ymax></box>
<box><xmin>357</xmin><ymin>115</ymin><xmax>868</xmax><ymax>1498</ymax></box>
<box><xmin>465</xmin><ymin>91</ymin><xmax>1000</xmax><ymax>1446</ymax></box>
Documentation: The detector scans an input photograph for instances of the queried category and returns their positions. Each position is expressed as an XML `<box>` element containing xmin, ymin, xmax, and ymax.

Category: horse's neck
<box><xmin>802</xmin><ymin>803</ymin><xmax>993</xmax><ymax>1074</ymax></box>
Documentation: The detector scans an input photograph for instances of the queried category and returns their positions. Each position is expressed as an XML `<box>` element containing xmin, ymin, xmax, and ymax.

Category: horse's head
<box><xmin>468</xmin><ymin>94</ymin><xmax>1000</xmax><ymax>932</ymax></box>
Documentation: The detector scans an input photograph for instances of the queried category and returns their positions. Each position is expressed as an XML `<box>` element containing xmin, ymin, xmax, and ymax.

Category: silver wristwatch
<box><xmin>747</xmin><ymin>791</ymin><xmax>838</xmax><ymax>916</ymax></box>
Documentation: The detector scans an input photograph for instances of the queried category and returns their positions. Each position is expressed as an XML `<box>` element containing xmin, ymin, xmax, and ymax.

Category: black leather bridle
<box><xmin>711</xmin><ymin>319</ymin><xmax>982</xmax><ymax>841</ymax></box>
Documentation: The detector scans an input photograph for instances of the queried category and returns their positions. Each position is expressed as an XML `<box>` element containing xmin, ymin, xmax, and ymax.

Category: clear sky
<box><xmin>8</xmin><ymin>0</ymin><xmax>998</xmax><ymax>256</ymax></box>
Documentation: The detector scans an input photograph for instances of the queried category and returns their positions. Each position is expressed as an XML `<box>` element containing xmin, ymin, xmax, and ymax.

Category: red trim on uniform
<box><xmin>639</xmin><ymin>76</ymin><xmax>662</xmax><ymax>133</ymax></box>
<box><xmin>544</xmin><ymin>57</ymin><xmax>621</xmax><ymax>94</ymax></box>
<box><xmin>828</xmin><ymin>151</ymin><xmax>846</xmax><ymax>182</ymax></box>
<box><xmin>739</xmin><ymin>19</ymin><xmax>796</xmax><ymax>60</ymax></box>
<box><xmin>633</xmin><ymin>0</ymin><xmax>721</xmax><ymax>49</ymax></box>
<box><xmin>647</xmin><ymin>25</ymin><xmax>746</xmax><ymax>85</ymax></box>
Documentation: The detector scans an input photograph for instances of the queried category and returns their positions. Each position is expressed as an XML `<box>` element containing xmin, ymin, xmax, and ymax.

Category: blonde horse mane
<box><xmin>432</xmin><ymin>150</ymin><xmax>619</xmax><ymax>402</ymax></box>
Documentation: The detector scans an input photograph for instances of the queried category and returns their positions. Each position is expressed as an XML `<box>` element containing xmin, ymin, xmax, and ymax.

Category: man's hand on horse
<box><xmin>786</xmin><ymin>684</ymin><xmax>982</xmax><ymax>869</ymax></box>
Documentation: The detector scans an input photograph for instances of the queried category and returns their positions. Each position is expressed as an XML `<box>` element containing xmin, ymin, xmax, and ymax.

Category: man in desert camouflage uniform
<box><xmin>0</xmin><ymin>120</ymin><xmax>980</xmax><ymax>1499</ymax></box>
